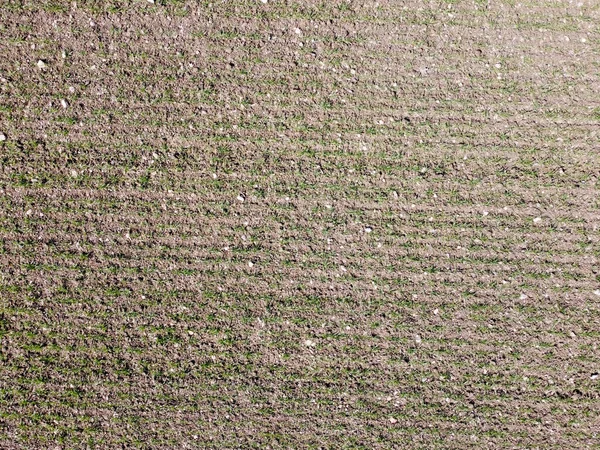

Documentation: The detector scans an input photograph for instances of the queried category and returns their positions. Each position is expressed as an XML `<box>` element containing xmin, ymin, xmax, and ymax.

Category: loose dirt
<box><xmin>1</xmin><ymin>0</ymin><xmax>599</xmax><ymax>448</ymax></box>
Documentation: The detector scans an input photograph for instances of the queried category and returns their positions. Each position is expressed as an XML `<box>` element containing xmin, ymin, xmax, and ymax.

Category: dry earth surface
<box><xmin>1</xmin><ymin>0</ymin><xmax>600</xmax><ymax>448</ymax></box>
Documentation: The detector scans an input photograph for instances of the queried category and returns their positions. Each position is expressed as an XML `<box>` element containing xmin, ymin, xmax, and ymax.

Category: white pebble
<box><xmin>0</xmin><ymin>133</ymin><xmax>5</xmax><ymax>141</ymax></box>
<box><xmin>389</xmin><ymin>417</ymin><xmax>398</xmax><ymax>424</ymax></box>
<box><xmin>364</xmin><ymin>227</ymin><xmax>372</xmax><ymax>233</ymax></box>
<box><xmin>304</xmin><ymin>339</ymin><xmax>316</xmax><ymax>347</ymax></box>
<box><xmin>482</xmin><ymin>211</ymin><xmax>489</xmax><ymax>216</ymax></box>
<box><xmin>260</xmin><ymin>0</ymin><xmax>267</xmax><ymax>3</ymax></box>
<box><xmin>339</xmin><ymin>265</ymin><xmax>347</xmax><ymax>272</ymax></box>
<box><xmin>415</xmin><ymin>335</ymin><xmax>422</xmax><ymax>344</ymax></box>
<box><xmin>60</xmin><ymin>99</ymin><xmax>68</xmax><ymax>109</ymax></box>
<box><xmin>236</xmin><ymin>194</ymin><xmax>245</xmax><ymax>202</ymax></box>
<box><xmin>70</xmin><ymin>169</ymin><xmax>78</xmax><ymax>178</ymax></box>
<box><xmin>37</xmin><ymin>60</ymin><xmax>46</xmax><ymax>69</ymax></box>
<box><xmin>520</xmin><ymin>294</ymin><xmax>528</xmax><ymax>300</ymax></box>
<box><xmin>594</xmin><ymin>290</ymin><xmax>600</xmax><ymax>297</ymax></box>
<box><xmin>533</xmin><ymin>217</ymin><xmax>542</xmax><ymax>224</ymax></box>
<box><xmin>248</xmin><ymin>261</ymin><xmax>254</xmax><ymax>267</ymax></box>
<box><xmin>591</xmin><ymin>374</ymin><xmax>599</xmax><ymax>380</ymax></box>
<box><xmin>433</xmin><ymin>308</ymin><xmax>439</xmax><ymax>315</ymax></box>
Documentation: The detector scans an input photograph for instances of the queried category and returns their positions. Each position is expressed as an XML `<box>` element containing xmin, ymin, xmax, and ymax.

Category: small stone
<box><xmin>248</xmin><ymin>261</ymin><xmax>254</xmax><ymax>267</ymax></box>
<box><xmin>60</xmin><ymin>99</ymin><xmax>68</xmax><ymax>109</ymax></box>
<box><xmin>148</xmin><ymin>0</ymin><xmax>154</xmax><ymax>2</ymax></box>
<box><xmin>68</xmin><ymin>86</ymin><xmax>75</xmax><ymax>93</ymax></box>
<box><xmin>70</xmin><ymin>169</ymin><xmax>78</xmax><ymax>178</ymax></box>
<box><xmin>260</xmin><ymin>0</ymin><xmax>267</xmax><ymax>3</ymax></box>
<box><xmin>37</xmin><ymin>60</ymin><xmax>46</xmax><ymax>69</ymax></box>
<box><xmin>415</xmin><ymin>334</ymin><xmax>422</xmax><ymax>344</ymax></box>
<box><xmin>533</xmin><ymin>217</ymin><xmax>542</xmax><ymax>224</ymax></box>
<box><xmin>389</xmin><ymin>417</ymin><xmax>398</xmax><ymax>424</ymax></box>
<box><xmin>236</xmin><ymin>194</ymin><xmax>245</xmax><ymax>202</ymax></box>
<box><xmin>304</xmin><ymin>339</ymin><xmax>316</xmax><ymax>347</ymax></box>
<box><xmin>294</xmin><ymin>28</ymin><xmax>302</xmax><ymax>35</ymax></box>
<box><xmin>520</xmin><ymin>294</ymin><xmax>528</xmax><ymax>300</ymax></box>
<box><xmin>0</xmin><ymin>133</ymin><xmax>5</xmax><ymax>141</ymax></box>
<box><xmin>593</xmin><ymin>290</ymin><xmax>600</xmax><ymax>297</ymax></box>
<box><xmin>364</xmin><ymin>227</ymin><xmax>372</xmax><ymax>233</ymax></box>
<box><xmin>339</xmin><ymin>265</ymin><xmax>347</xmax><ymax>272</ymax></box>
<box><xmin>591</xmin><ymin>374</ymin><xmax>599</xmax><ymax>380</ymax></box>
<box><xmin>433</xmin><ymin>308</ymin><xmax>439</xmax><ymax>315</ymax></box>
<box><xmin>482</xmin><ymin>211</ymin><xmax>489</xmax><ymax>216</ymax></box>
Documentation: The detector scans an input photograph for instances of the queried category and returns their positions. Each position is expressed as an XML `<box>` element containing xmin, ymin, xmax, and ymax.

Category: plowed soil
<box><xmin>1</xmin><ymin>0</ymin><xmax>600</xmax><ymax>448</ymax></box>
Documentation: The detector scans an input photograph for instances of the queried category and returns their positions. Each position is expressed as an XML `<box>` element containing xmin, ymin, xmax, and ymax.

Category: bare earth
<box><xmin>1</xmin><ymin>0</ymin><xmax>600</xmax><ymax>448</ymax></box>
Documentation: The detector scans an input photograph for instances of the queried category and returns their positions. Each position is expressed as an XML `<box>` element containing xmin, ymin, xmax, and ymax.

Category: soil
<box><xmin>1</xmin><ymin>0</ymin><xmax>600</xmax><ymax>448</ymax></box>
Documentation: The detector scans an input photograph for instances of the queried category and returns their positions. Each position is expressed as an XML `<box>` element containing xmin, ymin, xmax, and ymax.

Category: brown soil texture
<box><xmin>1</xmin><ymin>0</ymin><xmax>600</xmax><ymax>448</ymax></box>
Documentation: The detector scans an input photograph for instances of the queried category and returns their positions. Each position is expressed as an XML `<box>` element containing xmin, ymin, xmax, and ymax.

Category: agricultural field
<box><xmin>1</xmin><ymin>0</ymin><xmax>600</xmax><ymax>448</ymax></box>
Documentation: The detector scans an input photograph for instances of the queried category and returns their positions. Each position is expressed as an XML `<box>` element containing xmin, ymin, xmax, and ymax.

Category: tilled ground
<box><xmin>1</xmin><ymin>0</ymin><xmax>600</xmax><ymax>448</ymax></box>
